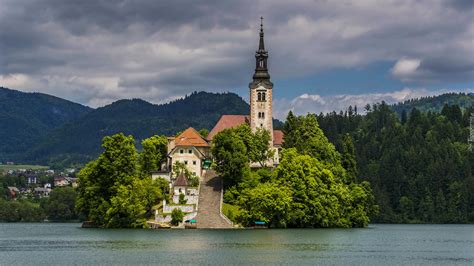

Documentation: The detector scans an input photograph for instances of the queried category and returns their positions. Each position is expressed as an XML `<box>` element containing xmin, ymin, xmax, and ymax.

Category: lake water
<box><xmin>0</xmin><ymin>223</ymin><xmax>472</xmax><ymax>265</ymax></box>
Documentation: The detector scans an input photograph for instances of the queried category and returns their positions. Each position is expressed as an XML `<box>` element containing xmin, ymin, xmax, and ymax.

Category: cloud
<box><xmin>0</xmin><ymin>0</ymin><xmax>472</xmax><ymax>107</ymax></box>
<box><xmin>273</xmin><ymin>88</ymin><xmax>474</xmax><ymax>120</ymax></box>
<box><xmin>391</xmin><ymin>58</ymin><xmax>421</xmax><ymax>80</ymax></box>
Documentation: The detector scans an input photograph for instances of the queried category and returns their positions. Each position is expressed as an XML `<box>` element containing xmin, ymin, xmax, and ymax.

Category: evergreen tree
<box><xmin>341</xmin><ymin>134</ymin><xmax>357</xmax><ymax>183</ymax></box>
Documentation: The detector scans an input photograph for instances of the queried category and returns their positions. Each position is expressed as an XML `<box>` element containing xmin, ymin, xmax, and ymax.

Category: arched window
<box><xmin>257</xmin><ymin>92</ymin><xmax>261</xmax><ymax>101</ymax></box>
<box><xmin>259</xmin><ymin>60</ymin><xmax>264</xmax><ymax>68</ymax></box>
<box><xmin>262</xmin><ymin>92</ymin><xmax>266</xmax><ymax>101</ymax></box>
<box><xmin>261</xmin><ymin>112</ymin><xmax>265</xmax><ymax>118</ymax></box>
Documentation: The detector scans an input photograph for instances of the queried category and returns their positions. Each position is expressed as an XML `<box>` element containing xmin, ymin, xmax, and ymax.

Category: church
<box><xmin>166</xmin><ymin>19</ymin><xmax>283</xmax><ymax>179</ymax></box>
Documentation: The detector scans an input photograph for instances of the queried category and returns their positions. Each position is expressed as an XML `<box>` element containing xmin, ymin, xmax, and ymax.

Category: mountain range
<box><xmin>0</xmin><ymin>87</ymin><xmax>472</xmax><ymax>167</ymax></box>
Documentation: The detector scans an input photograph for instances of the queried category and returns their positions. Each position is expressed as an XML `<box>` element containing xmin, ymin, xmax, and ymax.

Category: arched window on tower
<box><xmin>262</xmin><ymin>92</ymin><xmax>266</xmax><ymax>101</ymax></box>
<box><xmin>259</xmin><ymin>60</ymin><xmax>264</xmax><ymax>68</ymax></box>
<box><xmin>257</xmin><ymin>92</ymin><xmax>261</xmax><ymax>101</ymax></box>
<box><xmin>261</xmin><ymin>112</ymin><xmax>265</xmax><ymax>118</ymax></box>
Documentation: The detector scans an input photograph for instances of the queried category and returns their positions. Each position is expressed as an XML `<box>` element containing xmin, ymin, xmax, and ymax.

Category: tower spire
<box><xmin>252</xmin><ymin>16</ymin><xmax>271</xmax><ymax>82</ymax></box>
<box><xmin>259</xmin><ymin>16</ymin><xmax>265</xmax><ymax>51</ymax></box>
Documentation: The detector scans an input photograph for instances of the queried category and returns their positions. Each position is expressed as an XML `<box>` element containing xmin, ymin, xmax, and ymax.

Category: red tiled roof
<box><xmin>207</xmin><ymin>115</ymin><xmax>250</xmax><ymax>140</ymax></box>
<box><xmin>175</xmin><ymin>127</ymin><xmax>209</xmax><ymax>147</ymax></box>
<box><xmin>174</xmin><ymin>172</ymin><xmax>188</xmax><ymax>187</ymax></box>
<box><xmin>273</xmin><ymin>130</ymin><xmax>284</xmax><ymax>145</ymax></box>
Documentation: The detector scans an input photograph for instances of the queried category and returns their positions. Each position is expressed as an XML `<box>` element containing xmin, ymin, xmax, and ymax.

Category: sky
<box><xmin>0</xmin><ymin>0</ymin><xmax>473</xmax><ymax>119</ymax></box>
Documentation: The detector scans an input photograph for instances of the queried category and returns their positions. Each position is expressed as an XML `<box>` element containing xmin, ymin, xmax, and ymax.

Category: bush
<box><xmin>171</xmin><ymin>208</ymin><xmax>184</xmax><ymax>225</ymax></box>
<box><xmin>178</xmin><ymin>193</ymin><xmax>187</xmax><ymax>204</ymax></box>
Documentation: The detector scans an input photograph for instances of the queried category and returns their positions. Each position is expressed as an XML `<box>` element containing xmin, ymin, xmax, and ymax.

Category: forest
<box><xmin>316</xmin><ymin>103</ymin><xmax>473</xmax><ymax>223</ymax></box>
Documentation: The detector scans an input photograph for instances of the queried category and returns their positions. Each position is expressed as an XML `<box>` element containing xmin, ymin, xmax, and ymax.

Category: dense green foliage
<box><xmin>317</xmin><ymin>102</ymin><xmax>473</xmax><ymax>223</ymax></box>
<box><xmin>75</xmin><ymin>133</ymin><xmax>168</xmax><ymax>228</ymax></box>
<box><xmin>0</xmin><ymin>199</ymin><xmax>45</xmax><ymax>222</ymax></box>
<box><xmin>0</xmin><ymin>87</ymin><xmax>91</xmax><ymax>161</ymax></box>
<box><xmin>41</xmin><ymin>187</ymin><xmax>78</xmax><ymax>221</ymax></box>
<box><xmin>391</xmin><ymin>92</ymin><xmax>473</xmax><ymax>117</ymax></box>
<box><xmin>211</xmin><ymin>124</ymin><xmax>274</xmax><ymax>186</ymax></box>
<box><xmin>211</xmin><ymin>126</ymin><xmax>250</xmax><ymax>187</ymax></box>
<box><xmin>139</xmin><ymin>135</ymin><xmax>168</xmax><ymax>176</ymax></box>
<box><xmin>0</xmin><ymin>183</ymin><xmax>77</xmax><ymax>222</ymax></box>
<box><xmin>217</xmin><ymin>116</ymin><xmax>377</xmax><ymax>228</ymax></box>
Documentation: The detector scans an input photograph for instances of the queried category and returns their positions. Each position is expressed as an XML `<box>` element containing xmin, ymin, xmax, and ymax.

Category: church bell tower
<box><xmin>249</xmin><ymin>17</ymin><xmax>273</xmax><ymax>142</ymax></box>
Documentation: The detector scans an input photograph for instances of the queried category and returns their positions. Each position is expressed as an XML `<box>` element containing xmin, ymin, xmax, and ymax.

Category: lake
<box><xmin>0</xmin><ymin>223</ymin><xmax>472</xmax><ymax>265</ymax></box>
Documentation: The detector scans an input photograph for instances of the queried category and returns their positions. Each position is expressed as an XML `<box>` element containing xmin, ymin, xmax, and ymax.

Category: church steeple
<box><xmin>252</xmin><ymin>16</ymin><xmax>271</xmax><ymax>82</ymax></box>
<box><xmin>258</xmin><ymin>17</ymin><xmax>265</xmax><ymax>52</ymax></box>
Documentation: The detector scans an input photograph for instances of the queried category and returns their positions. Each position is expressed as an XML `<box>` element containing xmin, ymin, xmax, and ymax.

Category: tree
<box><xmin>341</xmin><ymin>134</ymin><xmax>357</xmax><ymax>183</ymax></box>
<box><xmin>198</xmin><ymin>128</ymin><xmax>209</xmax><ymax>138</ymax></box>
<box><xmin>171</xmin><ymin>208</ymin><xmax>184</xmax><ymax>225</ymax></box>
<box><xmin>211</xmin><ymin>128</ymin><xmax>249</xmax><ymax>187</ymax></box>
<box><xmin>283</xmin><ymin>113</ymin><xmax>341</xmax><ymax>166</ymax></box>
<box><xmin>238</xmin><ymin>183</ymin><xmax>292</xmax><ymax>228</ymax></box>
<box><xmin>249</xmin><ymin>128</ymin><xmax>274</xmax><ymax>167</ymax></box>
<box><xmin>44</xmin><ymin>187</ymin><xmax>77</xmax><ymax>221</ymax></box>
<box><xmin>401</xmin><ymin>110</ymin><xmax>407</xmax><ymax>124</ymax></box>
<box><xmin>104</xmin><ymin>178</ymin><xmax>163</xmax><ymax>228</ymax></box>
<box><xmin>282</xmin><ymin>111</ymin><xmax>301</xmax><ymax>149</ymax></box>
<box><xmin>76</xmin><ymin>133</ymin><xmax>165</xmax><ymax>228</ymax></box>
<box><xmin>273</xmin><ymin>148</ymin><xmax>374</xmax><ymax>228</ymax></box>
<box><xmin>139</xmin><ymin>135</ymin><xmax>168</xmax><ymax>176</ymax></box>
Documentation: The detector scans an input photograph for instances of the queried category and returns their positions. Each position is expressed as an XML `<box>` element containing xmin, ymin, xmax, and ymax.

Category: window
<box><xmin>261</xmin><ymin>112</ymin><xmax>265</xmax><ymax>118</ymax></box>
<box><xmin>180</xmin><ymin>149</ymin><xmax>184</xmax><ymax>154</ymax></box>
<box><xmin>257</xmin><ymin>92</ymin><xmax>262</xmax><ymax>101</ymax></box>
<box><xmin>262</xmin><ymin>92</ymin><xmax>266</xmax><ymax>101</ymax></box>
<box><xmin>260</xmin><ymin>123</ymin><xmax>263</xmax><ymax>127</ymax></box>
<box><xmin>188</xmin><ymin>149</ymin><xmax>192</xmax><ymax>154</ymax></box>
<box><xmin>184</xmin><ymin>161</ymin><xmax>188</xmax><ymax>165</ymax></box>
<box><xmin>259</xmin><ymin>60</ymin><xmax>264</xmax><ymax>68</ymax></box>
<box><xmin>193</xmin><ymin>161</ymin><xmax>197</xmax><ymax>165</ymax></box>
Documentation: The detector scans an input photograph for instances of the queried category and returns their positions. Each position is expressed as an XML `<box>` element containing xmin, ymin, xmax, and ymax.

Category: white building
<box><xmin>167</xmin><ymin>127</ymin><xmax>210</xmax><ymax>178</ymax></box>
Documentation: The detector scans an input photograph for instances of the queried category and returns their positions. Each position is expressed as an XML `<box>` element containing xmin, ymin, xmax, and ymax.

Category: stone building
<box><xmin>207</xmin><ymin>18</ymin><xmax>283</xmax><ymax>166</ymax></box>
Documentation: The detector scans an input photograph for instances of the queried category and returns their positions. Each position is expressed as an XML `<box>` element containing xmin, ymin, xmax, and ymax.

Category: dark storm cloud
<box><xmin>0</xmin><ymin>0</ymin><xmax>472</xmax><ymax>108</ymax></box>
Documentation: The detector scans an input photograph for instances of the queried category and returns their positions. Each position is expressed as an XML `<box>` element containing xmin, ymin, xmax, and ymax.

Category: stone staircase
<box><xmin>195</xmin><ymin>170</ymin><xmax>233</xmax><ymax>229</ymax></box>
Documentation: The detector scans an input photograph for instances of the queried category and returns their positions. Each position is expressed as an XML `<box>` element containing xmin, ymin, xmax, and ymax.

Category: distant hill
<box><xmin>391</xmin><ymin>92</ymin><xmax>473</xmax><ymax>116</ymax></box>
<box><xmin>0</xmin><ymin>87</ymin><xmax>92</xmax><ymax>161</ymax></box>
<box><xmin>23</xmin><ymin>91</ymin><xmax>252</xmax><ymax>166</ymax></box>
